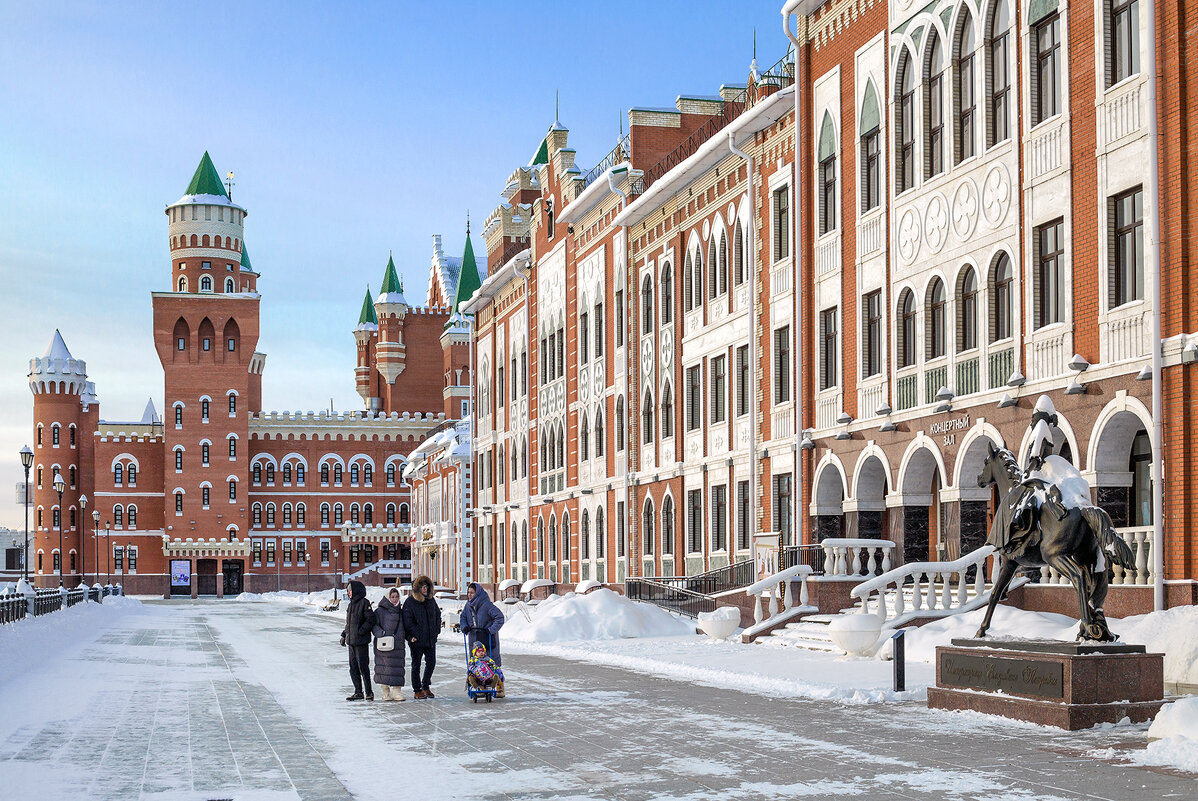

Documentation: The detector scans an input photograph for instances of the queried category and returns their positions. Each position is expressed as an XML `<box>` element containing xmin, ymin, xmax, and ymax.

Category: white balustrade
<box><xmin>1108</xmin><ymin>525</ymin><xmax>1154</xmax><ymax>586</ymax></box>
<box><xmin>743</xmin><ymin>564</ymin><xmax>815</xmax><ymax>639</ymax></box>
<box><xmin>849</xmin><ymin>546</ymin><xmax>1020</xmax><ymax>627</ymax></box>
<box><xmin>1105</xmin><ymin>311</ymin><xmax>1150</xmax><ymax>363</ymax></box>
<box><xmin>1029</xmin><ymin>124</ymin><xmax>1064</xmax><ymax>179</ymax></box>
<box><xmin>772</xmin><ymin>404</ymin><xmax>794</xmax><ymax>440</ymax></box>
<box><xmin>816</xmin><ymin>236</ymin><xmax>840</xmax><ymax>276</ymax></box>
<box><xmin>1029</xmin><ymin>329</ymin><xmax>1068</xmax><ymax>380</ymax></box>
<box><xmin>820</xmin><ymin>538</ymin><xmax>895</xmax><ymax>578</ymax></box>
<box><xmin>859</xmin><ymin>382</ymin><xmax>885</xmax><ymax>420</ymax></box>
<box><xmin>771</xmin><ymin>264</ymin><xmax>793</xmax><ymax>294</ymax></box>
<box><xmin>857</xmin><ymin>213</ymin><xmax>884</xmax><ymax>258</ymax></box>
<box><xmin>1103</xmin><ymin>82</ymin><xmax>1143</xmax><ymax>146</ymax></box>
<box><xmin>815</xmin><ymin>394</ymin><xmax>839</xmax><ymax>429</ymax></box>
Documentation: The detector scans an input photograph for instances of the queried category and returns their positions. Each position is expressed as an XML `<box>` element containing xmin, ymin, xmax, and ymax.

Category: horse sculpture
<box><xmin>975</xmin><ymin>443</ymin><xmax>1136</xmax><ymax>642</ymax></box>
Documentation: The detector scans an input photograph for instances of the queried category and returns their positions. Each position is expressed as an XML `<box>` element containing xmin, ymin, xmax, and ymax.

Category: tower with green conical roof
<box><xmin>450</xmin><ymin>220</ymin><xmax>482</xmax><ymax>317</ymax></box>
<box><xmin>374</xmin><ymin>253</ymin><xmax>409</xmax><ymax>388</ymax></box>
<box><xmin>353</xmin><ymin>284</ymin><xmax>380</xmax><ymax>407</ymax></box>
<box><xmin>184</xmin><ymin>151</ymin><xmax>229</xmax><ymax>198</ymax></box>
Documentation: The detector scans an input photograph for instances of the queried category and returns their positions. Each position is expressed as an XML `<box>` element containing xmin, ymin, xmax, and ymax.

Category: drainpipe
<box><xmin>729</xmin><ymin>131</ymin><xmax>758</xmax><ymax>568</ymax></box>
<box><xmin>783</xmin><ymin>8</ymin><xmax>805</xmax><ymax>551</ymax></box>
<box><xmin>1145</xmin><ymin>0</ymin><xmax>1164</xmax><ymax>611</ymax></box>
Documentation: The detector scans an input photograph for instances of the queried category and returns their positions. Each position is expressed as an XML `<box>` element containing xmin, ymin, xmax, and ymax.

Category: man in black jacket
<box><xmin>401</xmin><ymin>574</ymin><xmax>441</xmax><ymax>698</ymax></box>
<box><xmin>340</xmin><ymin>580</ymin><xmax>377</xmax><ymax>700</ymax></box>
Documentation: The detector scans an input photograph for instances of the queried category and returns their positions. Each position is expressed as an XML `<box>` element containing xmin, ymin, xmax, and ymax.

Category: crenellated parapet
<box><xmin>248</xmin><ymin>409</ymin><xmax>447</xmax><ymax>442</ymax></box>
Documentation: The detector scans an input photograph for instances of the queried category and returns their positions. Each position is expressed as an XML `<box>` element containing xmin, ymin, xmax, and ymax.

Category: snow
<box><xmin>573</xmin><ymin>579</ymin><xmax>602</xmax><ymax>594</ymax></box>
<box><xmin>1031</xmin><ymin>454</ymin><xmax>1092</xmax><ymax>509</ymax></box>
<box><xmin>1148</xmin><ymin>696</ymin><xmax>1198</xmax><ymax>741</ymax></box>
<box><xmin>1130</xmin><ymin>697</ymin><xmax>1198</xmax><ymax>774</ymax></box>
<box><xmin>887</xmin><ymin>604</ymin><xmax>1198</xmax><ymax>686</ymax></box>
<box><xmin>0</xmin><ymin>595</ymin><xmax>147</xmax><ymax>684</ymax></box>
<box><xmin>501</xmin><ymin>588</ymin><xmax>695</xmax><ymax>642</ymax></box>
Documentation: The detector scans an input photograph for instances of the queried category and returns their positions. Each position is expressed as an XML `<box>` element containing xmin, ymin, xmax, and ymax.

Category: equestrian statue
<box><xmin>974</xmin><ymin>396</ymin><xmax>1136</xmax><ymax>642</ymax></box>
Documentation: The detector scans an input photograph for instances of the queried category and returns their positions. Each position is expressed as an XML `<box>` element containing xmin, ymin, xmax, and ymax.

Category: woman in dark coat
<box><xmin>460</xmin><ymin>582</ymin><xmax>506</xmax><ymax>697</ymax></box>
<box><xmin>372</xmin><ymin>586</ymin><xmax>407</xmax><ymax>701</ymax></box>
<box><xmin>402</xmin><ymin>575</ymin><xmax>441</xmax><ymax>699</ymax></box>
<box><xmin>340</xmin><ymin>580</ymin><xmax>376</xmax><ymax>701</ymax></box>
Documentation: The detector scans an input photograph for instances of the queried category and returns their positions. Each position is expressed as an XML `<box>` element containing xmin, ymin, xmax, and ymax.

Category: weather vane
<box><xmin>225</xmin><ymin>171</ymin><xmax>235</xmax><ymax>199</ymax></box>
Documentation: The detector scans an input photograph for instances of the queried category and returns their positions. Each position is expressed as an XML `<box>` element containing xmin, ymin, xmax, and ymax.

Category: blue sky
<box><xmin>0</xmin><ymin>0</ymin><xmax>791</xmax><ymax>528</ymax></box>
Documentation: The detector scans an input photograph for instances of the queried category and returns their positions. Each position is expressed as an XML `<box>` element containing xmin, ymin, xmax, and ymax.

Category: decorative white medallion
<box><xmin>897</xmin><ymin>206</ymin><xmax>922</xmax><ymax>265</ymax></box>
<box><xmin>924</xmin><ymin>193</ymin><xmax>949</xmax><ymax>254</ymax></box>
<box><xmin>640</xmin><ymin>338</ymin><xmax>654</xmax><ymax>377</ymax></box>
<box><xmin>982</xmin><ymin>165</ymin><xmax>1012</xmax><ymax>227</ymax></box>
<box><xmin>660</xmin><ymin>328</ymin><xmax>674</xmax><ymax>369</ymax></box>
<box><xmin>951</xmin><ymin>179</ymin><xmax>979</xmax><ymax>240</ymax></box>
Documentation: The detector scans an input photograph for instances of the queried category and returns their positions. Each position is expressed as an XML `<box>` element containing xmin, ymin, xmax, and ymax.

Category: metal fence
<box><xmin>781</xmin><ymin>544</ymin><xmax>826</xmax><ymax>574</ymax></box>
<box><xmin>0</xmin><ymin>583</ymin><xmax>123</xmax><ymax>623</ymax></box>
<box><xmin>0</xmin><ymin>590</ymin><xmax>26</xmax><ymax>624</ymax></box>
<box><xmin>657</xmin><ymin>558</ymin><xmax>756</xmax><ymax>596</ymax></box>
<box><xmin>625</xmin><ymin>578</ymin><xmax>717</xmax><ymax>618</ymax></box>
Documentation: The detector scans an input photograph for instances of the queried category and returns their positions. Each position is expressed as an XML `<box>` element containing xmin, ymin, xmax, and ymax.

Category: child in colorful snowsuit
<box><xmin>466</xmin><ymin>641</ymin><xmax>505</xmax><ymax>696</ymax></box>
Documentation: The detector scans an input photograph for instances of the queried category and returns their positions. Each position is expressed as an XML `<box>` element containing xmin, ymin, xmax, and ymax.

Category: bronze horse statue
<box><xmin>975</xmin><ymin>444</ymin><xmax>1136</xmax><ymax>642</ymax></box>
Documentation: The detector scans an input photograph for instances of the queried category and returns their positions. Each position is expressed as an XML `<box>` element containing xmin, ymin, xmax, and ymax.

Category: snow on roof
<box><xmin>43</xmin><ymin>330</ymin><xmax>72</xmax><ymax>360</ymax></box>
<box><xmin>140</xmin><ymin>398</ymin><xmax>160</xmax><ymax>424</ymax></box>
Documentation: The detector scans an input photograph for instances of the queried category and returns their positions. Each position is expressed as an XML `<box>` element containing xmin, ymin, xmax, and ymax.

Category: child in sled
<box><xmin>467</xmin><ymin>641</ymin><xmax>505</xmax><ymax>698</ymax></box>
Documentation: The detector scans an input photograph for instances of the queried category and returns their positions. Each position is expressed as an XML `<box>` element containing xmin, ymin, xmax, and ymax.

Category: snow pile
<box><xmin>236</xmin><ymin>587</ymin><xmax>389</xmax><ymax>609</ymax></box>
<box><xmin>1134</xmin><ymin>697</ymin><xmax>1198</xmax><ymax>774</ymax></box>
<box><xmin>0</xmin><ymin>596</ymin><xmax>147</xmax><ymax>684</ymax></box>
<box><xmin>885</xmin><ymin>604</ymin><xmax>1198</xmax><ymax>686</ymax></box>
<box><xmin>501</xmin><ymin>588</ymin><xmax>695</xmax><ymax>642</ymax></box>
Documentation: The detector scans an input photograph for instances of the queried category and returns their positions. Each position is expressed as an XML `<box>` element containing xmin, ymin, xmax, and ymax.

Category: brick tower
<box><xmin>441</xmin><ymin>221</ymin><xmax>482</xmax><ymax>419</ymax></box>
<box><xmin>152</xmin><ymin>152</ymin><xmax>263</xmax><ymax>540</ymax></box>
<box><xmin>28</xmin><ymin>330</ymin><xmax>98</xmax><ymax>585</ymax></box>
<box><xmin>353</xmin><ymin>285</ymin><xmax>379</xmax><ymax>410</ymax></box>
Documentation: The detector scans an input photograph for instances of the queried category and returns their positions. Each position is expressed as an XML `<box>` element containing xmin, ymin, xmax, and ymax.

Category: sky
<box><xmin>0</xmin><ymin>0</ymin><xmax>793</xmax><ymax>530</ymax></box>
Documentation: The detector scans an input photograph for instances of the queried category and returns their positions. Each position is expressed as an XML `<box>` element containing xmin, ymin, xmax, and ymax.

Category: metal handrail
<box><xmin>625</xmin><ymin>578</ymin><xmax>717</xmax><ymax>618</ymax></box>
<box><xmin>657</xmin><ymin>558</ymin><xmax>756</xmax><ymax>595</ymax></box>
<box><xmin>581</xmin><ymin>134</ymin><xmax>631</xmax><ymax>188</ymax></box>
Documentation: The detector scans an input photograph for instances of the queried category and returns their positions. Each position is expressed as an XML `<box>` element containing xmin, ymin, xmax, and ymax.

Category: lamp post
<box><xmin>92</xmin><ymin>509</ymin><xmax>100</xmax><ymax>589</ymax></box>
<box><xmin>104</xmin><ymin>522</ymin><xmax>111</xmax><ymax>585</ymax></box>
<box><xmin>53</xmin><ymin>472</ymin><xmax>65</xmax><ymax>587</ymax></box>
<box><xmin>333</xmin><ymin>549</ymin><xmax>340</xmax><ymax>600</ymax></box>
<box><xmin>78</xmin><ymin>494</ymin><xmax>88</xmax><ymax>591</ymax></box>
<box><xmin>305</xmin><ymin>541</ymin><xmax>311</xmax><ymax>594</ymax></box>
<box><xmin>116</xmin><ymin>532</ymin><xmax>123</xmax><ymax>588</ymax></box>
<box><xmin>19</xmin><ymin>446</ymin><xmax>32</xmax><ymax>582</ymax></box>
<box><xmin>128</xmin><ymin>541</ymin><xmax>134</xmax><ymax>588</ymax></box>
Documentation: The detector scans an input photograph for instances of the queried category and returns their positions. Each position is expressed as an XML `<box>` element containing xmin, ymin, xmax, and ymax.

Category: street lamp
<box><xmin>333</xmin><ymin>549</ymin><xmax>340</xmax><ymax>600</ymax></box>
<box><xmin>104</xmin><ymin>521</ymin><xmax>111</xmax><ymax>585</ymax></box>
<box><xmin>304</xmin><ymin>540</ymin><xmax>311</xmax><ymax>594</ymax></box>
<box><xmin>79</xmin><ymin>494</ymin><xmax>88</xmax><ymax>592</ymax></box>
<box><xmin>53</xmin><ymin>472</ymin><xmax>65</xmax><ymax>587</ymax></box>
<box><xmin>19</xmin><ymin>446</ymin><xmax>32</xmax><ymax>583</ymax></box>
<box><xmin>92</xmin><ymin>509</ymin><xmax>100</xmax><ymax>589</ymax></box>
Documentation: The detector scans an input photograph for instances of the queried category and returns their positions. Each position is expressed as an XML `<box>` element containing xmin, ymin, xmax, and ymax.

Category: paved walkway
<box><xmin>0</xmin><ymin>600</ymin><xmax>1192</xmax><ymax>800</ymax></box>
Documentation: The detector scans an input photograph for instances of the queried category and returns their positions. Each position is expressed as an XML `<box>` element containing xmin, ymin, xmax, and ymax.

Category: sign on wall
<box><xmin>170</xmin><ymin>560</ymin><xmax>192</xmax><ymax>587</ymax></box>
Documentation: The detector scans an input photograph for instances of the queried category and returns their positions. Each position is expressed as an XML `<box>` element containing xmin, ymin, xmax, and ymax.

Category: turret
<box><xmin>28</xmin><ymin>331</ymin><xmax>90</xmax><ymax>586</ymax></box>
<box><xmin>165</xmin><ymin>152</ymin><xmax>253</xmax><ymax>295</ymax></box>
<box><xmin>374</xmin><ymin>254</ymin><xmax>409</xmax><ymax>385</ymax></box>
<box><xmin>441</xmin><ymin>221</ymin><xmax>482</xmax><ymax>419</ymax></box>
<box><xmin>354</xmin><ymin>285</ymin><xmax>379</xmax><ymax>409</ymax></box>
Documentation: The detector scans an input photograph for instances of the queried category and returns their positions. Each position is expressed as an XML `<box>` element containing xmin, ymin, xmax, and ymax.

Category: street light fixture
<box><xmin>104</xmin><ymin>521</ymin><xmax>111</xmax><ymax>585</ymax></box>
<box><xmin>92</xmin><ymin>509</ymin><xmax>101</xmax><ymax>590</ymax></box>
<box><xmin>333</xmin><ymin>549</ymin><xmax>340</xmax><ymax>600</ymax></box>
<box><xmin>19</xmin><ymin>446</ymin><xmax>33</xmax><ymax>583</ymax></box>
<box><xmin>53</xmin><ymin>471</ymin><xmax>65</xmax><ymax>587</ymax></box>
<box><xmin>79</xmin><ymin>494</ymin><xmax>88</xmax><ymax>592</ymax></box>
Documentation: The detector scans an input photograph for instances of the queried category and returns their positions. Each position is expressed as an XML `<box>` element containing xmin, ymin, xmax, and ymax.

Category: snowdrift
<box><xmin>0</xmin><ymin>595</ymin><xmax>146</xmax><ymax>684</ymax></box>
<box><xmin>887</xmin><ymin>604</ymin><xmax>1198</xmax><ymax>686</ymax></box>
<box><xmin>1137</xmin><ymin>696</ymin><xmax>1198</xmax><ymax>774</ymax></box>
<box><xmin>501</xmin><ymin>588</ymin><xmax>696</xmax><ymax>642</ymax></box>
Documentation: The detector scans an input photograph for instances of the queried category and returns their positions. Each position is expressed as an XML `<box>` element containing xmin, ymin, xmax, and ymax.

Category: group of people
<box><xmin>339</xmin><ymin>575</ymin><xmax>505</xmax><ymax>701</ymax></box>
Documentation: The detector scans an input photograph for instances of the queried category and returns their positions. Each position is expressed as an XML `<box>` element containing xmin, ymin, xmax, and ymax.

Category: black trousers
<box><xmin>410</xmin><ymin>643</ymin><xmax>436</xmax><ymax>690</ymax></box>
<box><xmin>348</xmin><ymin>643</ymin><xmax>372</xmax><ymax>694</ymax></box>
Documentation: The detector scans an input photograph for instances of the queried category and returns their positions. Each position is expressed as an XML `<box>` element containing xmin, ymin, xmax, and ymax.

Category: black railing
<box><xmin>34</xmin><ymin>587</ymin><xmax>62</xmax><ymax>615</ymax></box>
<box><xmin>781</xmin><ymin>544</ymin><xmax>826</xmax><ymax>575</ymax></box>
<box><xmin>64</xmin><ymin>587</ymin><xmax>86</xmax><ymax>607</ymax></box>
<box><xmin>626</xmin><ymin>578</ymin><xmax>716</xmax><ymax>618</ymax></box>
<box><xmin>0</xmin><ymin>591</ymin><xmax>27</xmax><ymax>624</ymax></box>
<box><xmin>658</xmin><ymin>558</ymin><xmax>756</xmax><ymax>596</ymax></box>
<box><xmin>638</xmin><ymin>49</ymin><xmax>794</xmax><ymax>193</ymax></box>
<box><xmin>581</xmin><ymin>134</ymin><xmax>631</xmax><ymax>188</ymax></box>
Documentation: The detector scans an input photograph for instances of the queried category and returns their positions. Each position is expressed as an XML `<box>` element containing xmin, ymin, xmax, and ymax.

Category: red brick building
<box><xmin>28</xmin><ymin>153</ymin><xmax>475</xmax><ymax>596</ymax></box>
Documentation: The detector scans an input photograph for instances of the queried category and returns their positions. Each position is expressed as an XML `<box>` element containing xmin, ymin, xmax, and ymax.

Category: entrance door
<box><xmin>196</xmin><ymin>558</ymin><xmax>218</xmax><ymax>595</ymax></box>
<box><xmin>222</xmin><ymin>560</ymin><xmax>243</xmax><ymax>596</ymax></box>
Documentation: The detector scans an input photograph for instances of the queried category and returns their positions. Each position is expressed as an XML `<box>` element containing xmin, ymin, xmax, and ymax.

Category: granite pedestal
<box><xmin>926</xmin><ymin>638</ymin><xmax>1165</xmax><ymax>730</ymax></box>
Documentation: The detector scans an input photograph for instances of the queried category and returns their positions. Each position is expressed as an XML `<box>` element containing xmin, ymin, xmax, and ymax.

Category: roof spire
<box><xmin>185</xmin><ymin>151</ymin><xmax>229</xmax><ymax>198</ymax></box>
<box><xmin>750</xmin><ymin>28</ymin><xmax>760</xmax><ymax>78</ymax></box>
<box><xmin>358</xmin><ymin>284</ymin><xmax>378</xmax><ymax>326</ymax></box>
<box><xmin>555</xmin><ymin>88</ymin><xmax>560</xmax><ymax>126</ymax></box>
<box><xmin>380</xmin><ymin>252</ymin><xmax>401</xmax><ymax>295</ymax></box>
<box><xmin>450</xmin><ymin>218</ymin><xmax>482</xmax><ymax>316</ymax></box>
<box><xmin>466</xmin><ymin>210</ymin><xmax>470</xmax><ymax>236</ymax></box>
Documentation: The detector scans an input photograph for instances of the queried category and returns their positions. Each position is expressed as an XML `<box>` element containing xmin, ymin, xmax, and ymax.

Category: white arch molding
<box><xmin>810</xmin><ymin>451</ymin><xmax>848</xmax><ymax>515</ymax></box>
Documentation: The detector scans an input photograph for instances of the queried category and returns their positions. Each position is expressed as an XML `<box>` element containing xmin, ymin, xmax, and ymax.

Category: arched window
<box><xmin>594</xmin><ymin>412</ymin><xmax>605</xmax><ymax>457</ymax></box>
<box><xmin>548</xmin><ymin>516</ymin><xmax>557</xmax><ymax>562</ymax></box>
<box><xmin>228</xmin><ymin>394</ymin><xmax>237</xmax><ymax>416</ymax></box>
<box><xmin>616</xmin><ymin>396</ymin><xmax>625</xmax><ymax>452</ymax></box>
<box><xmin>399</xmin><ymin>503</ymin><xmax>409</xmax><ymax>524</ymax></box>
<box><xmin>296</xmin><ymin>464</ymin><xmax>305</xmax><ymax>484</ymax></box>
<box><xmin>818</xmin><ymin>113</ymin><xmax>837</xmax><ymax>234</ymax></box>
<box><xmin>708</xmin><ymin>239</ymin><xmax>718</xmax><ymax>300</ymax></box>
<box><xmin>580</xmin><ymin>411</ymin><xmax>590</xmax><ymax>461</ymax></box>
<box><xmin>113</xmin><ymin>505</ymin><xmax>124</xmax><ymax>527</ymax></box>
<box><xmin>178</xmin><ymin>276</ymin><xmax>188</xmax><ymax>292</ymax></box>
<box><xmin>733</xmin><ymin>223</ymin><xmax>745</xmax><ymax>285</ymax></box>
<box><xmin>990</xmin><ymin>253</ymin><xmax>1013</xmax><ymax>342</ymax></box>
<box><xmin>266</xmin><ymin>504</ymin><xmax>275</xmax><ymax>527</ymax></box>
<box><xmin>924</xmin><ymin>32</ymin><xmax>946</xmax><ymax>178</ymax></box>
<box><xmin>643</xmin><ymin>500</ymin><xmax>655</xmax><ymax>556</ymax></box>
<box><xmin>297</xmin><ymin>503</ymin><xmax>306</xmax><ymax>525</ymax></box>
<box><xmin>228</xmin><ymin>436</ymin><xmax>237</xmax><ymax>459</ymax></box>
<box><xmin>718</xmin><ymin>232</ymin><xmax>728</xmax><ymax>295</ymax></box>
<box><xmin>202</xmin><ymin>399</ymin><xmax>210</xmax><ymax>420</ymax></box>
<box><xmin>660</xmin><ymin>382</ymin><xmax>674</xmax><ymax>439</ymax></box>
<box><xmin>175</xmin><ymin>491</ymin><xmax>184</xmax><ymax>513</ymax></box>
<box><xmin>692</xmin><ymin>245</ymin><xmax>704</xmax><ymax>309</ymax></box>
<box><xmin>334</xmin><ymin>503</ymin><xmax>344</xmax><ymax>526</ymax></box>
<box><xmin>955</xmin><ymin>11</ymin><xmax>977</xmax><ymax>163</ymax></box>
<box><xmin>364</xmin><ymin>503</ymin><xmax>373</xmax><ymax>524</ymax></box>
<box><xmin>546</xmin><ymin>198</ymin><xmax>555</xmax><ymax>239</ymax></box>
<box><xmin>350</xmin><ymin>464</ymin><xmax>360</xmax><ymax>485</ymax></box>
<box><xmin>333</xmin><ymin>464</ymin><xmax>343</xmax><ymax>484</ymax></box>
<box><xmin>128</xmin><ymin>464</ymin><xmax>136</xmax><ymax>484</ymax></box>
<box><xmin>253</xmin><ymin>463</ymin><xmax>262</xmax><ymax>484</ymax></box>
<box><xmin>228</xmin><ymin>479</ymin><xmax>237</xmax><ymax>501</ymax></box>
<box><xmin>898</xmin><ymin>289</ymin><xmax>917</xmax><ymax>368</ymax></box>
<box><xmin>321</xmin><ymin>503</ymin><xmax>330</xmax><ymax>526</ymax></box>
<box><xmin>128</xmin><ymin>505</ymin><xmax>137</xmax><ymax>528</ymax></box>
<box><xmin>114</xmin><ymin>464</ymin><xmax>123</xmax><ymax>485</ymax></box>
<box><xmin>581</xmin><ymin>511</ymin><xmax>591</xmax><ymax>559</ymax></box>
<box><xmin>988</xmin><ymin>0</ymin><xmax>1012</xmax><ymax>145</ymax></box>
<box><xmin>642</xmin><ymin>389</ymin><xmax>654</xmax><ymax>445</ymax></box>
<box><xmin>595</xmin><ymin>508</ymin><xmax>606</xmax><ymax>559</ymax></box>
<box><xmin>896</xmin><ymin>48</ymin><xmax>917</xmax><ymax>192</ymax></box>
<box><xmin>926</xmin><ymin>277</ymin><xmax>947</xmax><ymax>358</ymax></box>
<box><xmin>351</xmin><ymin>503</ymin><xmax>360</xmax><ymax>524</ymax></box>
<box><xmin>253</xmin><ymin>504</ymin><xmax>263</xmax><ymax>527</ymax></box>
<box><xmin>175</xmin><ymin>449</ymin><xmax>184</xmax><ymax>471</ymax></box>
<box><xmin>202</xmin><ymin>485</ymin><xmax>210</xmax><ymax>507</ymax></box>
<box><xmin>201</xmin><ymin>443</ymin><xmax>209</xmax><ymax>465</ymax></box>
<box><xmin>266</xmin><ymin>464</ymin><xmax>275</xmax><ymax>484</ymax></box>
<box><xmin>641</xmin><ymin>274</ymin><xmax>654</xmax><ymax>334</ymax></box>
<box><xmin>283</xmin><ymin>504</ymin><xmax>292</xmax><ymax>526</ymax></box>
<box><xmin>52</xmin><ymin>424</ymin><xmax>60</xmax><ymax>446</ymax></box>
<box><xmin>175</xmin><ymin>405</ymin><xmax>183</xmax><ymax>426</ymax></box>
<box><xmin>321</xmin><ymin>463</ymin><xmax>330</xmax><ymax>484</ymax></box>
<box><xmin>363</xmin><ymin>464</ymin><xmax>372</xmax><ymax>484</ymax></box>
<box><xmin>387</xmin><ymin>503</ymin><xmax>396</xmax><ymax>525</ymax></box>
<box><xmin>536</xmin><ymin>518</ymin><xmax>546</xmax><ymax>565</ymax></box>
<box><xmin>225</xmin><ymin>277</ymin><xmax>235</xmax><ymax>293</ymax></box>
<box><xmin>386</xmin><ymin>463</ymin><xmax>396</xmax><ymax>486</ymax></box>
<box><xmin>282</xmin><ymin>463</ymin><xmax>292</xmax><ymax>483</ymax></box>
<box><xmin>957</xmin><ymin>267</ymin><xmax>978</xmax><ymax>352</ymax></box>
<box><xmin>660</xmin><ymin>262</ymin><xmax>673</xmax><ymax>322</ymax></box>
<box><xmin>200</xmin><ymin>275</ymin><xmax>213</xmax><ymax>292</ymax></box>
<box><xmin>683</xmin><ymin>251</ymin><xmax>693</xmax><ymax>312</ymax></box>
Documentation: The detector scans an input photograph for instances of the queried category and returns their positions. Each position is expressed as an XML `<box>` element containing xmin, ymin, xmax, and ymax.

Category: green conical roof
<box><xmin>452</xmin><ymin>225</ymin><xmax>482</xmax><ymax>314</ymax></box>
<box><xmin>530</xmin><ymin>137</ymin><xmax>549</xmax><ymax>166</ymax></box>
<box><xmin>380</xmin><ymin>253</ymin><xmax>401</xmax><ymax>294</ymax></box>
<box><xmin>185</xmin><ymin>151</ymin><xmax>228</xmax><ymax>197</ymax></box>
<box><xmin>358</xmin><ymin>286</ymin><xmax>377</xmax><ymax>325</ymax></box>
<box><xmin>240</xmin><ymin>244</ymin><xmax>252</xmax><ymax>271</ymax></box>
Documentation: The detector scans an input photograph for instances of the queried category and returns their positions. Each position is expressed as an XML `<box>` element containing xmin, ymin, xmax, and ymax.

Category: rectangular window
<box><xmin>321</xmin><ymin>540</ymin><xmax>330</xmax><ymax>565</ymax></box>
<box><xmin>735</xmin><ymin>345</ymin><xmax>749</xmax><ymax>417</ymax></box>
<box><xmin>1112</xmin><ymin>187</ymin><xmax>1144</xmax><ymax>307</ymax></box>
<box><xmin>773</xmin><ymin>473</ymin><xmax>793</xmax><ymax>543</ymax></box>
<box><xmin>617</xmin><ymin>502</ymin><xmax>626</xmax><ymax>557</ymax></box>
<box><xmin>228</xmin><ymin>338</ymin><xmax>235</xmax><ymax>352</ymax></box>
<box><xmin>1110</xmin><ymin>0</ymin><xmax>1141</xmax><ymax>86</ymax></box>
<box><xmin>819</xmin><ymin>156</ymin><xmax>836</xmax><ymax>235</ymax></box>
<box><xmin>861</xmin><ymin>129</ymin><xmax>881</xmax><ymax>211</ymax></box>
<box><xmin>820</xmin><ymin>308</ymin><xmax>838</xmax><ymax>391</ymax></box>
<box><xmin>1033</xmin><ymin>15</ymin><xmax>1061</xmax><ymax>126</ymax></box>
<box><xmin>266</xmin><ymin>541</ymin><xmax>276</xmax><ymax>565</ymax></box>
<box><xmin>737</xmin><ymin>479</ymin><xmax>750</xmax><ymax>551</ymax></box>
<box><xmin>772</xmin><ymin>187</ymin><xmax>790</xmax><ymax>261</ymax></box>
<box><xmin>1036</xmin><ymin>219</ymin><xmax>1066</xmax><ymax>327</ymax></box>
<box><xmin>991</xmin><ymin>29</ymin><xmax>1011</xmax><ymax>143</ymax></box>
<box><xmin>580</xmin><ymin>312</ymin><xmax>589</xmax><ymax>362</ymax></box>
<box><xmin>863</xmin><ymin>290</ymin><xmax>882</xmax><ymax>377</ymax></box>
<box><xmin>711</xmin><ymin>484</ymin><xmax>727</xmax><ymax>552</ymax></box>
<box><xmin>710</xmin><ymin>355</ymin><xmax>726</xmax><ymax>424</ymax></box>
<box><xmin>202</xmin><ymin>338</ymin><xmax>211</xmax><ymax>351</ymax></box>
<box><xmin>687</xmin><ymin>489</ymin><xmax>703</xmax><ymax>553</ymax></box>
<box><xmin>615</xmin><ymin>291</ymin><xmax>624</xmax><ymax>348</ymax></box>
<box><xmin>177</xmin><ymin>337</ymin><xmax>185</xmax><ymax>351</ymax></box>
<box><xmin>594</xmin><ymin>303</ymin><xmax>604</xmax><ymax>359</ymax></box>
<box><xmin>686</xmin><ymin>365</ymin><xmax>702</xmax><ymax>431</ymax></box>
<box><xmin>958</xmin><ymin>51</ymin><xmax>976</xmax><ymax>161</ymax></box>
<box><xmin>899</xmin><ymin>68</ymin><xmax>916</xmax><ymax>191</ymax></box>
<box><xmin>928</xmin><ymin>70</ymin><xmax>944</xmax><ymax>176</ymax></box>
<box><xmin>774</xmin><ymin>326</ymin><xmax>791</xmax><ymax>404</ymax></box>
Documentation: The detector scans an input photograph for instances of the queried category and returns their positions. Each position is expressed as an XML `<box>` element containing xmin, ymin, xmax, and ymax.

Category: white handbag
<box><xmin>376</xmin><ymin>635</ymin><xmax>396</xmax><ymax>652</ymax></box>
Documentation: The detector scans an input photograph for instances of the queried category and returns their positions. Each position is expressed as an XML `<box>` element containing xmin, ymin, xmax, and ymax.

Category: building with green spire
<box><xmin>450</xmin><ymin>222</ymin><xmax>482</xmax><ymax>316</ymax></box>
<box><xmin>184</xmin><ymin>151</ymin><xmax>229</xmax><ymax>198</ymax></box>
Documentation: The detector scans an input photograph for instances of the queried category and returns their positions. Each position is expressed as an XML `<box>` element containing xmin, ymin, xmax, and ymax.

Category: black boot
<box><xmin>346</xmin><ymin>692</ymin><xmax>364</xmax><ymax>701</ymax></box>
